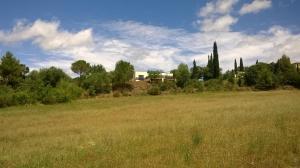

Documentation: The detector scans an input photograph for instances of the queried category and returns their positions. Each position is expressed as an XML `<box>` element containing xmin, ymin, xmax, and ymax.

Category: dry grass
<box><xmin>0</xmin><ymin>90</ymin><xmax>299</xmax><ymax>167</ymax></box>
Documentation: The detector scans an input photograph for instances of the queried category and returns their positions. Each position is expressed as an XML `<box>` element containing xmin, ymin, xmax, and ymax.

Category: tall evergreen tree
<box><xmin>191</xmin><ymin>59</ymin><xmax>199</xmax><ymax>79</ymax></box>
<box><xmin>234</xmin><ymin>59</ymin><xmax>238</xmax><ymax>74</ymax></box>
<box><xmin>240</xmin><ymin>57</ymin><xmax>244</xmax><ymax>71</ymax></box>
<box><xmin>256</xmin><ymin>60</ymin><xmax>259</xmax><ymax>64</ymax></box>
<box><xmin>207</xmin><ymin>54</ymin><xmax>214</xmax><ymax>76</ymax></box>
<box><xmin>212</xmin><ymin>42</ymin><xmax>220</xmax><ymax>78</ymax></box>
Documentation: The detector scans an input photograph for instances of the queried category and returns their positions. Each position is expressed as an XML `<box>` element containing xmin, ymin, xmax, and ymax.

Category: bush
<box><xmin>41</xmin><ymin>88</ymin><xmax>69</xmax><ymax>105</ymax></box>
<box><xmin>12</xmin><ymin>91</ymin><xmax>36</xmax><ymax>105</ymax></box>
<box><xmin>82</xmin><ymin>72</ymin><xmax>111</xmax><ymax>96</ymax></box>
<box><xmin>184</xmin><ymin>80</ymin><xmax>204</xmax><ymax>93</ymax></box>
<box><xmin>39</xmin><ymin>80</ymin><xmax>82</xmax><ymax>105</ymax></box>
<box><xmin>57</xmin><ymin>80</ymin><xmax>83</xmax><ymax>99</ymax></box>
<box><xmin>113</xmin><ymin>91</ymin><xmax>121</xmax><ymax>97</ymax></box>
<box><xmin>0</xmin><ymin>86</ymin><xmax>14</xmax><ymax>107</ymax></box>
<box><xmin>223</xmin><ymin>80</ymin><xmax>238</xmax><ymax>91</ymax></box>
<box><xmin>121</xmin><ymin>91</ymin><xmax>131</xmax><ymax>96</ymax></box>
<box><xmin>245</xmin><ymin>63</ymin><xmax>278</xmax><ymax>90</ymax></box>
<box><xmin>204</xmin><ymin>79</ymin><xmax>224</xmax><ymax>91</ymax></box>
<box><xmin>159</xmin><ymin>80</ymin><xmax>177</xmax><ymax>91</ymax></box>
<box><xmin>147</xmin><ymin>85</ymin><xmax>161</xmax><ymax>95</ymax></box>
<box><xmin>286</xmin><ymin>72</ymin><xmax>300</xmax><ymax>89</ymax></box>
<box><xmin>112</xmin><ymin>83</ymin><xmax>133</xmax><ymax>92</ymax></box>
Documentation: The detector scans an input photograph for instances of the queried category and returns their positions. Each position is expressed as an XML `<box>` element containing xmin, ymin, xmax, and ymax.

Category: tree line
<box><xmin>0</xmin><ymin>42</ymin><xmax>300</xmax><ymax>107</ymax></box>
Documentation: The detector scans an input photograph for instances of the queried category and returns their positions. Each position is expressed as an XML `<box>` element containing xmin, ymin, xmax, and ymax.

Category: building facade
<box><xmin>134</xmin><ymin>71</ymin><xmax>173</xmax><ymax>82</ymax></box>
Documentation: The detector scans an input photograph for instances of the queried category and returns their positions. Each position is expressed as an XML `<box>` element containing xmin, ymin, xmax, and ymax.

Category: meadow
<box><xmin>0</xmin><ymin>90</ymin><xmax>299</xmax><ymax>168</ymax></box>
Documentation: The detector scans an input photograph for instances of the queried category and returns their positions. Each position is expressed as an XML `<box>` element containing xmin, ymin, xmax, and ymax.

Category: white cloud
<box><xmin>216</xmin><ymin>0</ymin><xmax>239</xmax><ymax>14</ymax></box>
<box><xmin>0</xmin><ymin>19</ymin><xmax>300</xmax><ymax>75</ymax></box>
<box><xmin>239</xmin><ymin>0</ymin><xmax>272</xmax><ymax>15</ymax></box>
<box><xmin>197</xmin><ymin>0</ymin><xmax>239</xmax><ymax>32</ymax></box>
<box><xmin>200</xmin><ymin>15</ymin><xmax>238</xmax><ymax>32</ymax></box>
<box><xmin>0</xmin><ymin>20</ymin><xmax>94</xmax><ymax>50</ymax></box>
<box><xmin>199</xmin><ymin>0</ymin><xmax>239</xmax><ymax>17</ymax></box>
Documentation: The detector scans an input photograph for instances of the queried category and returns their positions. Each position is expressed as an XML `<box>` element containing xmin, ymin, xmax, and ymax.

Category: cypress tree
<box><xmin>239</xmin><ymin>57</ymin><xmax>244</xmax><ymax>71</ymax></box>
<box><xmin>206</xmin><ymin>54</ymin><xmax>214</xmax><ymax>79</ymax></box>
<box><xmin>212</xmin><ymin>42</ymin><xmax>220</xmax><ymax>78</ymax></box>
<box><xmin>256</xmin><ymin>60</ymin><xmax>258</xmax><ymax>64</ymax></box>
<box><xmin>209</xmin><ymin>54</ymin><xmax>214</xmax><ymax>76</ymax></box>
<box><xmin>191</xmin><ymin>59</ymin><xmax>199</xmax><ymax>79</ymax></box>
<box><xmin>234</xmin><ymin>59</ymin><xmax>238</xmax><ymax>74</ymax></box>
<box><xmin>210</xmin><ymin>54</ymin><xmax>213</xmax><ymax>70</ymax></box>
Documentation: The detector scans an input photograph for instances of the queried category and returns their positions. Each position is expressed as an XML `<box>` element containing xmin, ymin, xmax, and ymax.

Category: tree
<box><xmin>38</xmin><ymin>67</ymin><xmax>70</xmax><ymax>87</ymax></box>
<box><xmin>174</xmin><ymin>63</ymin><xmax>190</xmax><ymax>88</ymax></box>
<box><xmin>82</xmin><ymin>72</ymin><xmax>111</xmax><ymax>96</ymax></box>
<box><xmin>256</xmin><ymin>60</ymin><xmax>259</xmax><ymax>64</ymax></box>
<box><xmin>71</xmin><ymin>60</ymin><xmax>90</xmax><ymax>77</ymax></box>
<box><xmin>87</xmin><ymin>64</ymin><xmax>106</xmax><ymax>74</ymax></box>
<box><xmin>239</xmin><ymin>57</ymin><xmax>244</xmax><ymax>71</ymax></box>
<box><xmin>112</xmin><ymin>60</ymin><xmax>134</xmax><ymax>90</ymax></box>
<box><xmin>274</xmin><ymin>55</ymin><xmax>297</xmax><ymax>85</ymax></box>
<box><xmin>212</xmin><ymin>42</ymin><xmax>220</xmax><ymax>78</ymax></box>
<box><xmin>234</xmin><ymin>59</ymin><xmax>238</xmax><ymax>74</ymax></box>
<box><xmin>0</xmin><ymin>52</ymin><xmax>29</xmax><ymax>88</ymax></box>
<box><xmin>205</xmin><ymin>54</ymin><xmax>214</xmax><ymax>80</ymax></box>
<box><xmin>191</xmin><ymin>59</ymin><xmax>200</xmax><ymax>79</ymax></box>
<box><xmin>244</xmin><ymin>63</ymin><xmax>277</xmax><ymax>90</ymax></box>
<box><xmin>275</xmin><ymin>55</ymin><xmax>295</xmax><ymax>74</ymax></box>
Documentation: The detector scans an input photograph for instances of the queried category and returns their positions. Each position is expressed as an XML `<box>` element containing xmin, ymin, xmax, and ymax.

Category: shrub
<box><xmin>121</xmin><ymin>91</ymin><xmax>131</xmax><ymax>96</ymax></box>
<box><xmin>286</xmin><ymin>72</ymin><xmax>300</xmax><ymax>89</ymax></box>
<box><xmin>147</xmin><ymin>85</ymin><xmax>161</xmax><ymax>95</ymax></box>
<box><xmin>223</xmin><ymin>80</ymin><xmax>237</xmax><ymax>91</ymax></box>
<box><xmin>41</xmin><ymin>88</ymin><xmax>69</xmax><ymax>105</ymax></box>
<box><xmin>245</xmin><ymin>63</ymin><xmax>278</xmax><ymax>90</ymax></box>
<box><xmin>184</xmin><ymin>80</ymin><xmax>204</xmax><ymax>93</ymax></box>
<box><xmin>12</xmin><ymin>91</ymin><xmax>36</xmax><ymax>105</ymax></box>
<box><xmin>82</xmin><ymin>72</ymin><xmax>111</xmax><ymax>96</ymax></box>
<box><xmin>159</xmin><ymin>80</ymin><xmax>177</xmax><ymax>91</ymax></box>
<box><xmin>113</xmin><ymin>91</ymin><xmax>121</xmax><ymax>97</ymax></box>
<box><xmin>112</xmin><ymin>83</ymin><xmax>133</xmax><ymax>92</ymax></box>
<box><xmin>57</xmin><ymin>80</ymin><xmax>83</xmax><ymax>99</ymax></box>
<box><xmin>0</xmin><ymin>86</ymin><xmax>14</xmax><ymax>107</ymax></box>
<box><xmin>204</xmin><ymin>79</ymin><xmax>224</xmax><ymax>91</ymax></box>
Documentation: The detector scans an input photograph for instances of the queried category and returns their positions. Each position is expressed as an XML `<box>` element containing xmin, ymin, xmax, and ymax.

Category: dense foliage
<box><xmin>0</xmin><ymin>41</ymin><xmax>300</xmax><ymax>107</ymax></box>
<box><xmin>112</xmin><ymin>60</ymin><xmax>134</xmax><ymax>91</ymax></box>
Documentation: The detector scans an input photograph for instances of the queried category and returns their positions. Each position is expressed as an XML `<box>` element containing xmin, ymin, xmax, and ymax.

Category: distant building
<box><xmin>134</xmin><ymin>71</ymin><xmax>173</xmax><ymax>82</ymax></box>
<box><xmin>134</xmin><ymin>71</ymin><xmax>148</xmax><ymax>81</ymax></box>
<box><xmin>160</xmin><ymin>72</ymin><xmax>173</xmax><ymax>82</ymax></box>
<box><xmin>294</xmin><ymin>62</ymin><xmax>300</xmax><ymax>72</ymax></box>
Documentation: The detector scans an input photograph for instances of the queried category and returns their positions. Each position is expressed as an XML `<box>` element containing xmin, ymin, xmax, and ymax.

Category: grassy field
<box><xmin>0</xmin><ymin>91</ymin><xmax>299</xmax><ymax>168</ymax></box>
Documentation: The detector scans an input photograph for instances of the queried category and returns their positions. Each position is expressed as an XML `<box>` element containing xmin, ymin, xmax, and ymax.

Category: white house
<box><xmin>134</xmin><ymin>71</ymin><xmax>173</xmax><ymax>82</ymax></box>
<box><xmin>134</xmin><ymin>71</ymin><xmax>149</xmax><ymax>81</ymax></box>
<box><xmin>160</xmin><ymin>72</ymin><xmax>173</xmax><ymax>82</ymax></box>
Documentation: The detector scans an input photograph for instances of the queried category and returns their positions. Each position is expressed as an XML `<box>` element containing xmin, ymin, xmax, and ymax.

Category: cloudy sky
<box><xmin>0</xmin><ymin>0</ymin><xmax>299</xmax><ymax>75</ymax></box>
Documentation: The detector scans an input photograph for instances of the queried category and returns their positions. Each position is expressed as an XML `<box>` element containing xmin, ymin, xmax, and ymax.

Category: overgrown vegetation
<box><xmin>0</xmin><ymin>42</ymin><xmax>300</xmax><ymax>107</ymax></box>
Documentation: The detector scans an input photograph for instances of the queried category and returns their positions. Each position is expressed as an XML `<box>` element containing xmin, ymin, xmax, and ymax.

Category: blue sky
<box><xmin>0</xmin><ymin>0</ymin><xmax>299</xmax><ymax>74</ymax></box>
